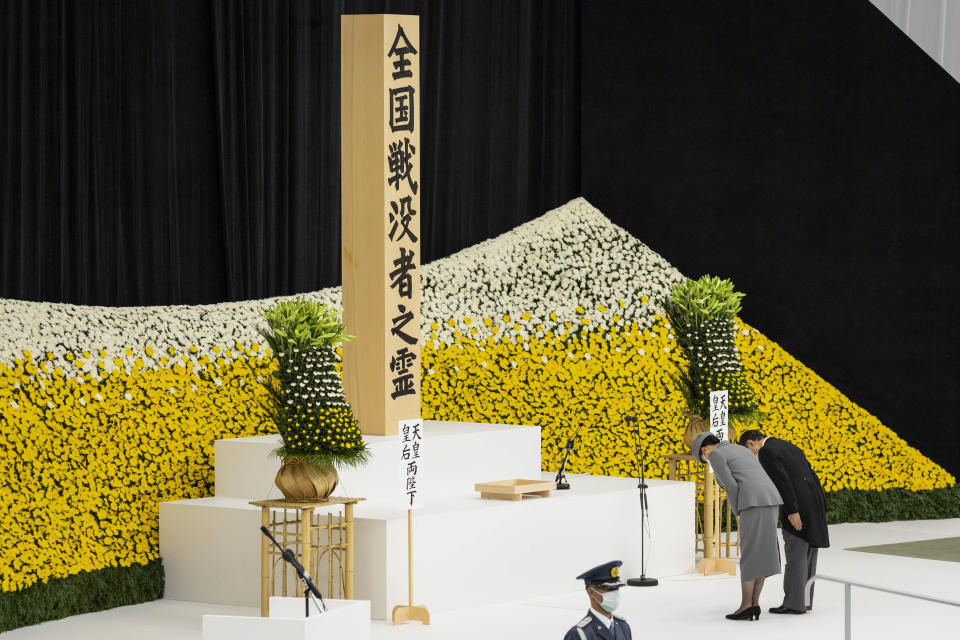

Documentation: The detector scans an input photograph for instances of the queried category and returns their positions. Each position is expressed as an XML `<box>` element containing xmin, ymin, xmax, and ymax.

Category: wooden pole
<box><xmin>392</xmin><ymin>509</ymin><xmax>430</xmax><ymax>625</ymax></box>
<box><xmin>407</xmin><ymin>509</ymin><xmax>413</xmax><ymax>604</ymax></box>
<box><xmin>302</xmin><ymin>507</ymin><xmax>313</xmax><ymax>599</ymax></box>
<box><xmin>281</xmin><ymin>510</ymin><xmax>288</xmax><ymax>596</ymax></box>
<box><xmin>345</xmin><ymin>502</ymin><xmax>355</xmax><ymax>599</ymax></box>
<box><xmin>328</xmin><ymin>512</ymin><xmax>334</xmax><ymax>598</ymax></box>
<box><xmin>341</xmin><ymin>13</ymin><xmax>421</xmax><ymax>436</ymax></box>
<box><xmin>260</xmin><ymin>507</ymin><xmax>270</xmax><ymax>617</ymax></box>
<box><xmin>703</xmin><ymin>465</ymin><xmax>714</xmax><ymax>560</ymax></box>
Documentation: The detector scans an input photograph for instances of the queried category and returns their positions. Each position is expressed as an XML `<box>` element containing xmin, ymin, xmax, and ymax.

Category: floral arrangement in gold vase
<box><xmin>259</xmin><ymin>298</ymin><xmax>368</xmax><ymax>500</ymax></box>
<box><xmin>665</xmin><ymin>275</ymin><xmax>761</xmax><ymax>448</ymax></box>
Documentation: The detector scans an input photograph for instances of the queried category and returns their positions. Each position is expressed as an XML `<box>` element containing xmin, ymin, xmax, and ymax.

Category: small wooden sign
<box><xmin>399</xmin><ymin>418</ymin><xmax>423</xmax><ymax>509</ymax></box>
<box><xmin>709</xmin><ymin>389</ymin><xmax>729</xmax><ymax>441</ymax></box>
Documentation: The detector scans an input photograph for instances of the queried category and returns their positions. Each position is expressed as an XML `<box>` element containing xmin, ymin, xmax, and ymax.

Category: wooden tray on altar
<box><xmin>474</xmin><ymin>479</ymin><xmax>555</xmax><ymax>501</ymax></box>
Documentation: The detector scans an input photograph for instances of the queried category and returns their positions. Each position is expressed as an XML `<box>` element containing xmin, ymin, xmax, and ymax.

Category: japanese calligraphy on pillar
<box><xmin>399</xmin><ymin>419</ymin><xmax>423</xmax><ymax>508</ymax></box>
<box><xmin>341</xmin><ymin>15</ymin><xmax>420</xmax><ymax>436</ymax></box>
<box><xmin>385</xmin><ymin>20</ymin><xmax>421</xmax><ymax>416</ymax></box>
<box><xmin>709</xmin><ymin>390</ymin><xmax>729</xmax><ymax>442</ymax></box>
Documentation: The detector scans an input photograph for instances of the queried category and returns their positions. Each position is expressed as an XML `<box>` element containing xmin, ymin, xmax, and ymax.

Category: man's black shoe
<box><xmin>769</xmin><ymin>606</ymin><xmax>805</xmax><ymax>614</ymax></box>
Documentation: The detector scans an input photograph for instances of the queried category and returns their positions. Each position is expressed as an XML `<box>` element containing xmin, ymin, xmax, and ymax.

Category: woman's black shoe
<box><xmin>725</xmin><ymin>607</ymin><xmax>759</xmax><ymax>621</ymax></box>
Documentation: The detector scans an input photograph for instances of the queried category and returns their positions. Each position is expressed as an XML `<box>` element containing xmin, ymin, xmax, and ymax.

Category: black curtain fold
<box><xmin>1</xmin><ymin>0</ymin><xmax>227</xmax><ymax>305</ymax></box>
<box><xmin>1</xmin><ymin>0</ymin><xmax>581</xmax><ymax>305</ymax></box>
<box><xmin>2</xmin><ymin>0</ymin><xmax>958</xmax><ymax>476</ymax></box>
<box><xmin>580</xmin><ymin>0</ymin><xmax>960</xmax><ymax>478</ymax></box>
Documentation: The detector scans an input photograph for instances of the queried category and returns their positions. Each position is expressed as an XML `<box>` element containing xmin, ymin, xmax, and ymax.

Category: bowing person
<box><xmin>692</xmin><ymin>432</ymin><xmax>783</xmax><ymax>621</ymax></box>
<box><xmin>740</xmin><ymin>430</ymin><xmax>829</xmax><ymax>614</ymax></box>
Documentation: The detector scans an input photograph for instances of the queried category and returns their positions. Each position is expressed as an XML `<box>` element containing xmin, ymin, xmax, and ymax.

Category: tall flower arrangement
<box><xmin>259</xmin><ymin>298</ymin><xmax>368</xmax><ymax>469</ymax></box>
<box><xmin>666</xmin><ymin>276</ymin><xmax>760</xmax><ymax>425</ymax></box>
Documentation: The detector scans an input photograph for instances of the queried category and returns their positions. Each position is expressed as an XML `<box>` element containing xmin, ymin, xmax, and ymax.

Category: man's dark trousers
<box><xmin>782</xmin><ymin>528</ymin><xmax>818</xmax><ymax>610</ymax></box>
<box><xmin>756</xmin><ymin>437</ymin><xmax>830</xmax><ymax>612</ymax></box>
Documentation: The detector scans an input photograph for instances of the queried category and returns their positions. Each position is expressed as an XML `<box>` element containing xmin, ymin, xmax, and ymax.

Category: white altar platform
<box><xmin>9</xmin><ymin>519</ymin><xmax>960</xmax><ymax>640</ymax></box>
<box><xmin>160</xmin><ymin>421</ymin><xmax>694</xmax><ymax>620</ymax></box>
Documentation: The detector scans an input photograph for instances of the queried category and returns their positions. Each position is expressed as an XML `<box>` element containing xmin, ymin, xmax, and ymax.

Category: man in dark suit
<box><xmin>739</xmin><ymin>430</ymin><xmax>830</xmax><ymax>615</ymax></box>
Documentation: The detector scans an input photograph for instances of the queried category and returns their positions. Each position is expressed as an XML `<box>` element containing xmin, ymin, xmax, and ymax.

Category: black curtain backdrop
<box><xmin>1</xmin><ymin>0</ymin><xmax>581</xmax><ymax>303</ymax></box>
<box><xmin>2</xmin><ymin>1</ymin><xmax>958</xmax><ymax>477</ymax></box>
<box><xmin>580</xmin><ymin>1</ymin><xmax>960</xmax><ymax>478</ymax></box>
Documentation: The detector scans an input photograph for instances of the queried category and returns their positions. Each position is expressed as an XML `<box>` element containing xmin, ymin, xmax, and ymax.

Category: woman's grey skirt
<box><xmin>738</xmin><ymin>505</ymin><xmax>781</xmax><ymax>582</ymax></box>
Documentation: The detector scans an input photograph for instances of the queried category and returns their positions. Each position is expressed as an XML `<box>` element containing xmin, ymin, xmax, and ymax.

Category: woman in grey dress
<box><xmin>692</xmin><ymin>432</ymin><xmax>783</xmax><ymax>621</ymax></box>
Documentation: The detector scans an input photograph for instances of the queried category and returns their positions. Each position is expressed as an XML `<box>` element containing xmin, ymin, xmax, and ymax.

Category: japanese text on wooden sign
<box><xmin>399</xmin><ymin>419</ymin><xmax>423</xmax><ymax>508</ymax></box>
<box><xmin>709</xmin><ymin>390</ymin><xmax>729</xmax><ymax>442</ymax></box>
<box><xmin>386</xmin><ymin>22</ymin><xmax>420</xmax><ymax>406</ymax></box>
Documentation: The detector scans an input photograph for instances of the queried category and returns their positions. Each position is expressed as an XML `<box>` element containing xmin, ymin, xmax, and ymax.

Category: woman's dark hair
<box><xmin>698</xmin><ymin>434</ymin><xmax>721</xmax><ymax>461</ymax></box>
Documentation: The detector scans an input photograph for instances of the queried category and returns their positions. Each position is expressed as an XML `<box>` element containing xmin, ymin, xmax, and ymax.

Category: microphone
<box><xmin>260</xmin><ymin>525</ymin><xmax>326</xmax><ymax>611</ymax></box>
<box><xmin>555</xmin><ymin>423</ymin><xmax>589</xmax><ymax>490</ymax></box>
<box><xmin>622</xmin><ymin>414</ymin><xmax>658</xmax><ymax>587</ymax></box>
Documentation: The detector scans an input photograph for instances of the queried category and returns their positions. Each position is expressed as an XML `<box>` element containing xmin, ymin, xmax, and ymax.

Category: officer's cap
<box><xmin>576</xmin><ymin>560</ymin><xmax>626</xmax><ymax>589</ymax></box>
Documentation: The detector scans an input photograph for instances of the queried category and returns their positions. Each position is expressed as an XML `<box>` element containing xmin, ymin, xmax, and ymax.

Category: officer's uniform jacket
<box><xmin>563</xmin><ymin>609</ymin><xmax>632</xmax><ymax>640</ymax></box>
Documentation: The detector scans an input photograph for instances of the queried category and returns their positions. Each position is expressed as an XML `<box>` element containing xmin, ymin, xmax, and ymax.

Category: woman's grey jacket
<box><xmin>709</xmin><ymin>441</ymin><xmax>783</xmax><ymax>515</ymax></box>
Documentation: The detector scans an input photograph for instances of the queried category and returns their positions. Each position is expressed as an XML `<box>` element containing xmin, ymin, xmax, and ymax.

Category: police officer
<box><xmin>563</xmin><ymin>560</ymin><xmax>632</xmax><ymax>640</ymax></box>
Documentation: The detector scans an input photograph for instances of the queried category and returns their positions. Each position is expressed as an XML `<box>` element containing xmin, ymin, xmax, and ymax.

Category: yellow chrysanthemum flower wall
<box><xmin>0</xmin><ymin>198</ymin><xmax>952</xmax><ymax>598</ymax></box>
<box><xmin>422</xmin><ymin>314</ymin><xmax>954</xmax><ymax>492</ymax></box>
<box><xmin>0</xmin><ymin>352</ymin><xmax>276</xmax><ymax>592</ymax></box>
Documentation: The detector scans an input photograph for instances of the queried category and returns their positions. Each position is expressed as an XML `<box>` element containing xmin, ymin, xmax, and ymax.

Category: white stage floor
<box><xmin>7</xmin><ymin>518</ymin><xmax>960</xmax><ymax>639</ymax></box>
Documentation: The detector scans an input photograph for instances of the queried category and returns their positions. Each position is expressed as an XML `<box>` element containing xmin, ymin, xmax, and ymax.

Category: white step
<box><xmin>213</xmin><ymin>421</ymin><xmax>542</xmax><ymax>502</ymax></box>
<box><xmin>160</xmin><ymin>474</ymin><xmax>694</xmax><ymax>620</ymax></box>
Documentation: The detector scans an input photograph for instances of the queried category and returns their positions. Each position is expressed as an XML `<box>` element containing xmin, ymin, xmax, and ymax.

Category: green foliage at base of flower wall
<box><xmin>826</xmin><ymin>485</ymin><xmax>960</xmax><ymax>524</ymax></box>
<box><xmin>0</xmin><ymin>559</ymin><xmax>163</xmax><ymax>633</ymax></box>
<box><xmin>705</xmin><ymin>485</ymin><xmax>960</xmax><ymax>533</ymax></box>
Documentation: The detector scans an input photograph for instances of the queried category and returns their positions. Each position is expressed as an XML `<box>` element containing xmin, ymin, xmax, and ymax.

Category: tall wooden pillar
<box><xmin>341</xmin><ymin>15</ymin><xmax>421</xmax><ymax>436</ymax></box>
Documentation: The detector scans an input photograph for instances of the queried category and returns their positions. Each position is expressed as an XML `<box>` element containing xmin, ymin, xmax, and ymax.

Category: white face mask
<box><xmin>592</xmin><ymin>587</ymin><xmax>620</xmax><ymax>613</ymax></box>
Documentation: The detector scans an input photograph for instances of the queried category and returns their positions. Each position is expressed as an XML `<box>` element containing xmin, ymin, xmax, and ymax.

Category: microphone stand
<box><xmin>623</xmin><ymin>415</ymin><xmax>658</xmax><ymax>587</ymax></box>
<box><xmin>260</xmin><ymin>525</ymin><xmax>327</xmax><ymax>616</ymax></box>
<box><xmin>555</xmin><ymin>424</ymin><xmax>586</xmax><ymax>490</ymax></box>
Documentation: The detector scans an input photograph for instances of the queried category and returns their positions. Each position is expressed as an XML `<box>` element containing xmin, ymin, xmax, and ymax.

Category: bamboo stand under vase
<box><xmin>662</xmin><ymin>453</ymin><xmax>739</xmax><ymax>576</ymax></box>
<box><xmin>251</xmin><ymin>496</ymin><xmax>365</xmax><ymax>617</ymax></box>
<box><xmin>697</xmin><ymin>464</ymin><xmax>737</xmax><ymax>576</ymax></box>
